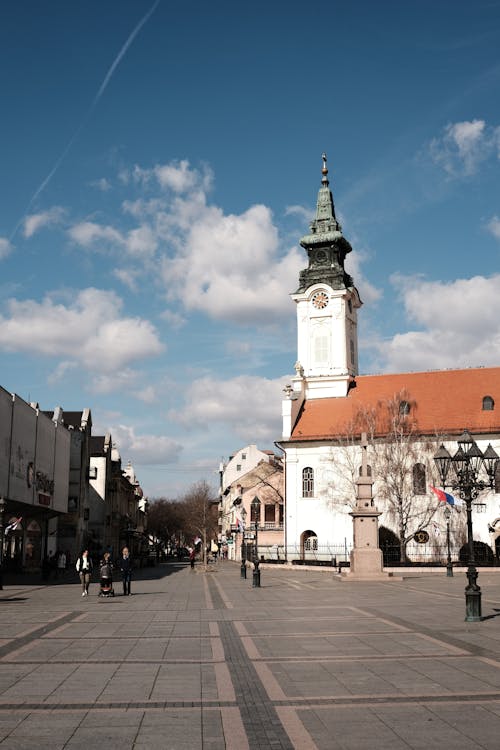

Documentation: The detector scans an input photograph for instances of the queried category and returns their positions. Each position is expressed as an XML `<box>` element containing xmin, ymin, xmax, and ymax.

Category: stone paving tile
<box><xmin>298</xmin><ymin>703</ymin><xmax>500</xmax><ymax>750</ymax></box>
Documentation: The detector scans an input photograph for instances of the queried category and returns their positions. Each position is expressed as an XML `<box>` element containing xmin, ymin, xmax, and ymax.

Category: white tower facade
<box><xmin>285</xmin><ymin>154</ymin><xmax>362</xmax><ymax>411</ymax></box>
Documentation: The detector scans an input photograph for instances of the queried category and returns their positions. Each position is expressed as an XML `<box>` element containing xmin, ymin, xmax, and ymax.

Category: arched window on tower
<box><xmin>412</xmin><ymin>463</ymin><xmax>426</xmax><ymax>495</ymax></box>
<box><xmin>302</xmin><ymin>467</ymin><xmax>314</xmax><ymax>498</ymax></box>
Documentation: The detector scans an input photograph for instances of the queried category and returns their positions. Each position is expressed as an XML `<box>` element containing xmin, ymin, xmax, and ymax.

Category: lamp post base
<box><xmin>446</xmin><ymin>563</ymin><xmax>453</xmax><ymax>577</ymax></box>
<box><xmin>465</xmin><ymin>587</ymin><xmax>482</xmax><ymax>622</ymax></box>
<box><xmin>252</xmin><ymin>561</ymin><xmax>261</xmax><ymax>588</ymax></box>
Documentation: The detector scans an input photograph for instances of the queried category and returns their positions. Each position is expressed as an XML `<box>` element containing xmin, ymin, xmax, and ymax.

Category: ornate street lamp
<box><xmin>240</xmin><ymin>507</ymin><xmax>247</xmax><ymax>579</ymax></box>
<box><xmin>434</xmin><ymin>430</ymin><xmax>498</xmax><ymax>621</ymax></box>
<box><xmin>251</xmin><ymin>496</ymin><xmax>261</xmax><ymax>588</ymax></box>
<box><xmin>443</xmin><ymin>505</ymin><xmax>453</xmax><ymax>578</ymax></box>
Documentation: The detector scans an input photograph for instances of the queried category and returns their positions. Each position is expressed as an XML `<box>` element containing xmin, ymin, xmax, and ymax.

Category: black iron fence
<box><xmin>255</xmin><ymin>542</ymin><xmax>500</xmax><ymax>568</ymax></box>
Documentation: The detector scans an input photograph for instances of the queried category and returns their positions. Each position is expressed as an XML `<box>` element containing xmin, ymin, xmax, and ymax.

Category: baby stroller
<box><xmin>98</xmin><ymin>558</ymin><xmax>115</xmax><ymax>597</ymax></box>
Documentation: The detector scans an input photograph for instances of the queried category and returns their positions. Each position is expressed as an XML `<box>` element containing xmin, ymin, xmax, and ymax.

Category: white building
<box><xmin>278</xmin><ymin>155</ymin><xmax>500</xmax><ymax>565</ymax></box>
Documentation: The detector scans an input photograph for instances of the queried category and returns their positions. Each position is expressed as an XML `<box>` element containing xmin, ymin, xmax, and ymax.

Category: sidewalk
<box><xmin>1</xmin><ymin>561</ymin><xmax>500</xmax><ymax>748</ymax></box>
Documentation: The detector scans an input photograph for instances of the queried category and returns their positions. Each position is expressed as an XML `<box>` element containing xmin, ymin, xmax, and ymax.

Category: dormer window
<box><xmin>483</xmin><ymin>396</ymin><xmax>494</xmax><ymax>411</ymax></box>
<box><xmin>399</xmin><ymin>400</ymin><xmax>410</xmax><ymax>416</ymax></box>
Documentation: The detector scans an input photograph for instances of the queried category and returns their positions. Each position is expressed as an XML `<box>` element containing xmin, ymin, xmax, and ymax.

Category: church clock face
<box><xmin>311</xmin><ymin>291</ymin><xmax>329</xmax><ymax>310</ymax></box>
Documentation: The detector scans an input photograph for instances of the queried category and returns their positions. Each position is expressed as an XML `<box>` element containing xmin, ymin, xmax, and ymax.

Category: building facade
<box><xmin>0</xmin><ymin>389</ymin><xmax>71</xmax><ymax>570</ymax></box>
<box><xmin>279</xmin><ymin>156</ymin><xmax>500</xmax><ymax>565</ymax></box>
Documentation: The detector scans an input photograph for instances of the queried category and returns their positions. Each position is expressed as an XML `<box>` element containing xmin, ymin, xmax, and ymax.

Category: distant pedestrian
<box><xmin>120</xmin><ymin>547</ymin><xmax>132</xmax><ymax>596</ymax></box>
<box><xmin>57</xmin><ymin>551</ymin><xmax>66</xmax><ymax>578</ymax></box>
<box><xmin>189</xmin><ymin>548</ymin><xmax>195</xmax><ymax>569</ymax></box>
<box><xmin>76</xmin><ymin>549</ymin><xmax>93</xmax><ymax>596</ymax></box>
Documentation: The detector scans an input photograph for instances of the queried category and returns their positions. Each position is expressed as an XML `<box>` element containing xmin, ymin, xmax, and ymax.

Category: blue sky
<box><xmin>1</xmin><ymin>0</ymin><xmax>500</xmax><ymax>498</ymax></box>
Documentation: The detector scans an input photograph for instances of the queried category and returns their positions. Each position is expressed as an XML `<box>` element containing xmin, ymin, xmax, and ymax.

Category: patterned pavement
<box><xmin>1</xmin><ymin>561</ymin><xmax>500</xmax><ymax>748</ymax></box>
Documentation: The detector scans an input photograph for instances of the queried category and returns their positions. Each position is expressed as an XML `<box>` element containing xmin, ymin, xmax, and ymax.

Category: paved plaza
<box><xmin>1</xmin><ymin>562</ymin><xmax>500</xmax><ymax>748</ymax></box>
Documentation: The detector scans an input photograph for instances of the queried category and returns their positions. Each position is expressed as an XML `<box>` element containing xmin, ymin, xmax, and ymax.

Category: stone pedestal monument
<box><xmin>342</xmin><ymin>434</ymin><xmax>399</xmax><ymax>581</ymax></box>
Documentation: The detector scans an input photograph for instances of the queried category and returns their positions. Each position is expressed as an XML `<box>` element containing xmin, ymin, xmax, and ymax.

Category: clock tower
<box><xmin>291</xmin><ymin>154</ymin><xmax>361</xmax><ymax>400</ymax></box>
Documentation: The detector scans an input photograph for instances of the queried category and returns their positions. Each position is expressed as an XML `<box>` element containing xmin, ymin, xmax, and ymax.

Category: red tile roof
<box><xmin>290</xmin><ymin>367</ymin><xmax>500</xmax><ymax>441</ymax></box>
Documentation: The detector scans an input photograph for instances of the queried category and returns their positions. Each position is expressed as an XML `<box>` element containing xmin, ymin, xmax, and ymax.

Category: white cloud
<box><xmin>134</xmin><ymin>385</ymin><xmax>157</xmax><ymax>403</ymax></box>
<box><xmin>160</xmin><ymin>202</ymin><xmax>303</xmax><ymax>323</ymax></box>
<box><xmin>374</xmin><ymin>274</ymin><xmax>500</xmax><ymax>371</ymax></box>
<box><xmin>0</xmin><ymin>237</ymin><xmax>12</xmax><ymax>260</ymax></box>
<box><xmin>0</xmin><ymin>287</ymin><xmax>164</xmax><ymax>373</ymax></box>
<box><xmin>67</xmin><ymin>158</ymin><xmax>372</xmax><ymax>327</ymax></box>
<box><xmin>486</xmin><ymin>215</ymin><xmax>500</xmax><ymax>240</ymax></box>
<box><xmin>24</xmin><ymin>206</ymin><xmax>65</xmax><ymax>238</ymax></box>
<box><xmin>69</xmin><ymin>220</ymin><xmax>157</xmax><ymax>259</ymax></box>
<box><xmin>90</xmin><ymin>177</ymin><xmax>111</xmax><ymax>192</ymax></box>
<box><xmin>107</xmin><ymin>423</ymin><xmax>183</xmax><ymax>465</ymax></box>
<box><xmin>47</xmin><ymin>360</ymin><xmax>77</xmax><ymax>384</ymax></box>
<box><xmin>169</xmin><ymin>374</ymin><xmax>289</xmax><ymax>442</ymax></box>
<box><xmin>161</xmin><ymin>309</ymin><xmax>187</xmax><ymax>329</ymax></box>
<box><xmin>126</xmin><ymin>225</ymin><xmax>157</xmax><ymax>257</ymax></box>
<box><xmin>68</xmin><ymin>221</ymin><xmax>123</xmax><ymax>247</ymax></box>
<box><xmin>285</xmin><ymin>204</ymin><xmax>312</xmax><ymax>222</ymax></box>
<box><xmin>429</xmin><ymin>119</ymin><xmax>500</xmax><ymax>177</ymax></box>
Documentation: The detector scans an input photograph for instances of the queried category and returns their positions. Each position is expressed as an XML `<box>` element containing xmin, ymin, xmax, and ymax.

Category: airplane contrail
<box><xmin>10</xmin><ymin>0</ymin><xmax>160</xmax><ymax>241</ymax></box>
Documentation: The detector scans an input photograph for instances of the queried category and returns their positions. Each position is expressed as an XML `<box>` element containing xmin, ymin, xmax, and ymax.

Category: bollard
<box><xmin>252</xmin><ymin>560</ymin><xmax>261</xmax><ymax>588</ymax></box>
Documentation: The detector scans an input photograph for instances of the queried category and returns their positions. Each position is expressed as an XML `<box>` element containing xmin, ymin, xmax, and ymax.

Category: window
<box><xmin>236</xmin><ymin>464</ymin><xmax>241</xmax><ymax>472</ymax></box>
<box><xmin>305</xmin><ymin>536</ymin><xmax>318</xmax><ymax>551</ymax></box>
<box><xmin>350</xmin><ymin>339</ymin><xmax>355</xmax><ymax>364</ymax></box>
<box><xmin>483</xmin><ymin>396</ymin><xmax>494</xmax><ymax>411</ymax></box>
<box><xmin>278</xmin><ymin>504</ymin><xmax>284</xmax><ymax>526</ymax></box>
<box><xmin>265</xmin><ymin>504</ymin><xmax>275</xmax><ymax>523</ymax></box>
<box><xmin>358</xmin><ymin>464</ymin><xmax>372</xmax><ymax>477</ymax></box>
<box><xmin>314</xmin><ymin>334</ymin><xmax>329</xmax><ymax>364</ymax></box>
<box><xmin>88</xmin><ymin>467</ymin><xmax>97</xmax><ymax>480</ymax></box>
<box><xmin>412</xmin><ymin>463</ymin><xmax>426</xmax><ymax>495</ymax></box>
<box><xmin>399</xmin><ymin>400</ymin><xmax>410</xmax><ymax>416</ymax></box>
<box><xmin>302</xmin><ymin>467</ymin><xmax>314</xmax><ymax>497</ymax></box>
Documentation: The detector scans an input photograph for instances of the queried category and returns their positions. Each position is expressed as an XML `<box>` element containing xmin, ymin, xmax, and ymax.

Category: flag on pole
<box><xmin>430</xmin><ymin>486</ymin><xmax>463</xmax><ymax>507</ymax></box>
<box><xmin>5</xmin><ymin>517</ymin><xmax>22</xmax><ymax>534</ymax></box>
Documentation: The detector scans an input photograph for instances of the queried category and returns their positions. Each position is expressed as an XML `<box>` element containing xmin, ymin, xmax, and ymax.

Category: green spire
<box><xmin>296</xmin><ymin>153</ymin><xmax>353</xmax><ymax>293</ymax></box>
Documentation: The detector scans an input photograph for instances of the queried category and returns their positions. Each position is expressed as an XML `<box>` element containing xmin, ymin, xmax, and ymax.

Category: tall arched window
<box><xmin>412</xmin><ymin>463</ymin><xmax>426</xmax><ymax>495</ymax></box>
<box><xmin>302</xmin><ymin>467</ymin><xmax>314</xmax><ymax>497</ymax></box>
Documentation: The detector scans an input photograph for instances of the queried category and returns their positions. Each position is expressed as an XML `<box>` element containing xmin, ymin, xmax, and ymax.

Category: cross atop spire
<box><xmin>321</xmin><ymin>152</ymin><xmax>329</xmax><ymax>186</ymax></box>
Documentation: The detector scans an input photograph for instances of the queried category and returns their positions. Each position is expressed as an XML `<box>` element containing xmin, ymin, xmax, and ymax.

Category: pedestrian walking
<box><xmin>120</xmin><ymin>546</ymin><xmax>132</xmax><ymax>596</ymax></box>
<box><xmin>57</xmin><ymin>550</ymin><xmax>66</xmax><ymax>579</ymax></box>
<box><xmin>189</xmin><ymin>548</ymin><xmax>195</xmax><ymax>569</ymax></box>
<box><xmin>76</xmin><ymin>549</ymin><xmax>93</xmax><ymax>596</ymax></box>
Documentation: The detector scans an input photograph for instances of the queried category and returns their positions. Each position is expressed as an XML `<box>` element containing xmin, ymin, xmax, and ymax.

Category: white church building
<box><xmin>278</xmin><ymin>155</ymin><xmax>500</xmax><ymax>566</ymax></box>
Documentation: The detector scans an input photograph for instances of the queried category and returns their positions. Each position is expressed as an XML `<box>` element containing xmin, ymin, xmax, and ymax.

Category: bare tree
<box><xmin>367</xmin><ymin>390</ymin><xmax>445</xmax><ymax>562</ymax></box>
<box><xmin>147</xmin><ymin>498</ymin><xmax>187</xmax><ymax>552</ymax></box>
<box><xmin>329</xmin><ymin>390</ymin><xmax>443</xmax><ymax>563</ymax></box>
<box><xmin>181</xmin><ymin>480</ymin><xmax>218</xmax><ymax>566</ymax></box>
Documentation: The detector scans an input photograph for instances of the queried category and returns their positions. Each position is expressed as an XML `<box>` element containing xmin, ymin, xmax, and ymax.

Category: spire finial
<box><xmin>321</xmin><ymin>152</ymin><xmax>329</xmax><ymax>185</ymax></box>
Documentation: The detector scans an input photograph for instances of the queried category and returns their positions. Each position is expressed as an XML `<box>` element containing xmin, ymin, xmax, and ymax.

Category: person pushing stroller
<box><xmin>98</xmin><ymin>551</ymin><xmax>114</xmax><ymax>597</ymax></box>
